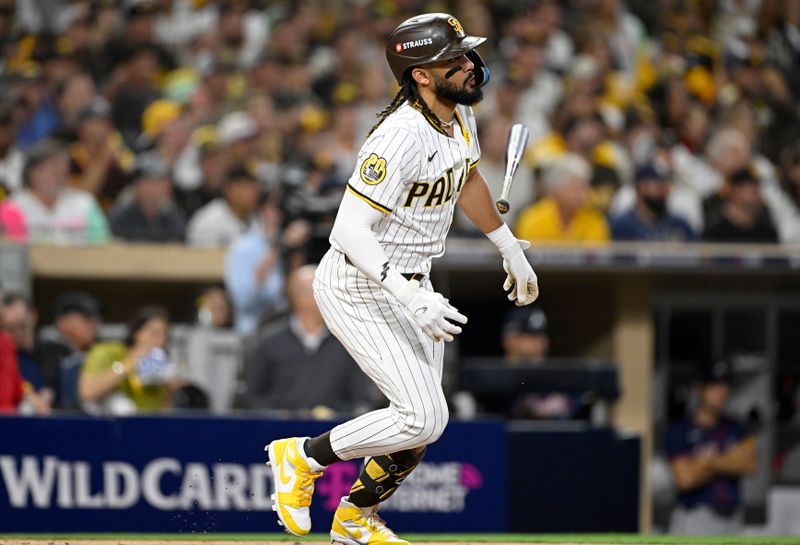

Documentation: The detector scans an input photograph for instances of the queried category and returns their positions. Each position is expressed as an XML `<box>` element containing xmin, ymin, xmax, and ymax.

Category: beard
<box><xmin>433</xmin><ymin>73</ymin><xmax>483</xmax><ymax>105</ymax></box>
<box><xmin>643</xmin><ymin>195</ymin><xmax>667</xmax><ymax>218</ymax></box>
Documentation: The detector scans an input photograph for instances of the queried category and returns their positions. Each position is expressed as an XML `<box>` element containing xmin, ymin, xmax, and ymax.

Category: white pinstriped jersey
<box><xmin>333</xmin><ymin>101</ymin><xmax>481</xmax><ymax>275</ymax></box>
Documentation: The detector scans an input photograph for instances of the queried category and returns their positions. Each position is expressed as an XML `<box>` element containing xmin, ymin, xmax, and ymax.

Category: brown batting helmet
<box><xmin>386</xmin><ymin>13</ymin><xmax>490</xmax><ymax>88</ymax></box>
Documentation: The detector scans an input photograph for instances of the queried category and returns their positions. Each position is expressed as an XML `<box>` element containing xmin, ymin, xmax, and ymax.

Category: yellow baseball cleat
<box><xmin>330</xmin><ymin>497</ymin><xmax>409</xmax><ymax>545</ymax></box>
<box><xmin>266</xmin><ymin>437</ymin><xmax>323</xmax><ymax>536</ymax></box>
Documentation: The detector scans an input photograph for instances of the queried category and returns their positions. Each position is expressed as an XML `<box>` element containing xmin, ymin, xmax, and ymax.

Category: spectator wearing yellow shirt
<box><xmin>525</xmin><ymin>109</ymin><xmax>625</xmax><ymax>215</ymax></box>
<box><xmin>515</xmin><ymin>154</ymin><xmax>610</xmax><ymax>243</ymax></box>
<box><xmin>79</xmin><ymin>305</ymin><xmax>179</xmax><ymax>414</ymax></box>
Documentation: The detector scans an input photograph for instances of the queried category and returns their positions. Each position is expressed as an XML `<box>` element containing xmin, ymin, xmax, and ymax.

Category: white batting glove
<box><xmin>395</xmin><ymin>280</ymin><xmax>468</xmax><ymax>342</ymax></box>
<box><xmin>501</xmin><ymin>240</ymin><xmax>539</xmax><ymax>306</ymax></box>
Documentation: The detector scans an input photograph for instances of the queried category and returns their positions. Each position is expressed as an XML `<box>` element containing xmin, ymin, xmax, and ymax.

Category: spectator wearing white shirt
<box><xmin>610</xmin><ymin>113</ymin><xmax>705</xmax><ymax>233</ymax></box>
<box><xmin>589</xmin><ymin>0</ymin><xmax>647</xmax><ymax>77</ymax></box>
<box><xmin>153</xmin><ymin>0</ymin><xmax>217</xmax><ymax>50</ymax></box>
<box><xmin>11</xmin><ymin>139</ymin><xmax>109</xmax><ymax>245</ymax></box>
<box><xmin>186</xmin><ymin>162</ymin><xmax>259</xmax><ymax>247</ymax></box>
<box><xmin>214</xmin><ymin>2</ymin><xmax>269</xmax><ymax>70</ymax></box>
<box><xmin>532</xmin><ymin>0</ymin><xmax>574</xmax><ymax>74</ymax></box>
<box><xmin>514</xmin><ymin>37</ymin><xmax>563</xmax><ymax>126</ymax></box>
<box><xmin>699</xmin><ymin>127</ymin><xmax>751</xmax><ymax>199</ymax></box>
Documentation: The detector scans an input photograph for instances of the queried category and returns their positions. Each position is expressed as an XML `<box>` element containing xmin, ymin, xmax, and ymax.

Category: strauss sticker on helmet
<box><xmin>398</xmin><ymin>37</ymin><xmax>434</xmax><ymax>51</ymax></box>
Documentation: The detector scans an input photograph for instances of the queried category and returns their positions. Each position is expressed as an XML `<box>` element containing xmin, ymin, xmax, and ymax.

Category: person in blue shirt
<box><xmin>224</xmin><ymin>190</ymin><xmax>310</xmax><ymax>336</ymax></box>
<box><xmin>611</xmin><ymin>162</ymin><xmax>696</xmax><ymax>241</ymax></box>
<box><xmin>666</xmin><ymin>359</ymin><xmax>758</xmax><ymax>534</ymax></box>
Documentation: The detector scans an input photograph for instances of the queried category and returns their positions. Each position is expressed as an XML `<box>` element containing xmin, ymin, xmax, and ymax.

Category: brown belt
<box><xmin>344</xmin><ymin>255</ymin><xmax>425</xmax><ymax>282</ymax></box>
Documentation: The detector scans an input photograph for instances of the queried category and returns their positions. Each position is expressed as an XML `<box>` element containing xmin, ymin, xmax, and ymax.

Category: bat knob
<box><xmin>496</xmin><ymin>199</ymin><xmax>510</xmax><ymax>214</ymax></box>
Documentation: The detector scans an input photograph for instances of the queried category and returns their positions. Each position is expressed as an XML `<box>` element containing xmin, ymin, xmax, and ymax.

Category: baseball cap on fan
<box><xmin>77</xmin><ymin>97</ymin><xmax>111</xmax><ymax>124</ymax></box>
<box><xmin>634</xmin><ymin>162</ymin><xmax>669</xmax><ymax>184</ymax></box>
<box><xmin>224</xmin><ymin>162</ymin><xmax>258</xmax><ymax>186</ymax></box>
<box><xmin>729</xmin><ymin>166</ymin><xmax>759</xmax><ymax>186</ymax></box>
<box><xmin>502</xmin><ymin>307</ymin><xmax>548</xmax><ymax>337</ymax></box>
<box><xmin>217</xmin><ymin>111</ymin><xmax>258</xmax><ymax>145</ymax></box>
<box><xmin>130</xmin><ymin>152</ymin><xmax>170</xmax><ymax>183</ymax></box>
<box><xmin>52</xmin><ymin>291</ymin><xmax>101</xmax><ymax>321</ymax></box>
<box><xmin>124</xmin><ymin>0</ymin><xmax>161</xmax><ymax>20</ymax></box>
<box><xmin>698</xmin><ymin>358</ymin><xmax>734</xmax><ymax>384</ymax></box>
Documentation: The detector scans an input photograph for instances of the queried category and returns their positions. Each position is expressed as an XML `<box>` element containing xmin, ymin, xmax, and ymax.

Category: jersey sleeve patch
<box><xmin>359</xmin><ymin>153</ymin><xmax>388</xmax><ymax>185</ymax></box>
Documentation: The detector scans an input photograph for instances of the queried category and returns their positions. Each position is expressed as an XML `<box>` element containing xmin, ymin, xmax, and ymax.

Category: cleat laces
<box><xmin>360</xmin><ymin>512</ymin><xmax>398</xmax><ymax>538</ymax></box>
<box><xmin>294</xmin><ymin>470</ymin><xmax>323</xmax><ymax>507</ymax></box>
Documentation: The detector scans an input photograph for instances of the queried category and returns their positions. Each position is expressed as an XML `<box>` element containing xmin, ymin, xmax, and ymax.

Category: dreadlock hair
<box><xmin>368</xmin><ymin>70</ymin><xmax>446</xmax><ymax>137</ymax></box>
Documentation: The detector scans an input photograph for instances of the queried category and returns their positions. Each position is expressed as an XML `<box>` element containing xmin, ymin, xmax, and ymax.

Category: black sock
<box><xmin>304</xmin><ymin>432</ymin><xmax>341</xmax><ymax>466</ymax></box>
<box><xmin>348</xmin><ymin>447</ymin><xmax>425</xmax><ymax>508</ymax></box>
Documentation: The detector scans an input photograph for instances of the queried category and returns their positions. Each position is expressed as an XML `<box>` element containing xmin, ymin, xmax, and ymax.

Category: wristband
<box><xmin>486</xmin><ymin>224</ymin><xmax>518</xmax><ymax>253</ymax></box>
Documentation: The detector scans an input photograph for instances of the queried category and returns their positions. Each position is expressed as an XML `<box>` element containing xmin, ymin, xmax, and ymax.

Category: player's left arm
<box><xmin>459</xmin><ymin>167</ymin><xmax>539</xmax><ymax>306</ymax></box>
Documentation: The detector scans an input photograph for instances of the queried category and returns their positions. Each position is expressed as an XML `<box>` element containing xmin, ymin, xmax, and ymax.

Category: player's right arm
<box><xmin>331</xmin><ymin>191</ymin><xmax>466</xmax><ymax>342</ymax></box>
<box><xmin>330</xmin><ymin>128</ymin><xmax>466</xmax><ymax>341</ymax></box>
<box><xmin>331</xmin><ymin>127</ymin><xmax>418</xmax><ymax>291</ymax></box>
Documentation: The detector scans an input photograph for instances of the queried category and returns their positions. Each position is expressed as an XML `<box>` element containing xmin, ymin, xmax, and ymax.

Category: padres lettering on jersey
<box><xmin>402</xmin><ymin>166</ymin><xmax>466</xmax><ymax>208</ymax></box>
<box><xmin>338</xmin><ymin>102</ymin><xmax>481</xmax><ymax>275</ymax></box>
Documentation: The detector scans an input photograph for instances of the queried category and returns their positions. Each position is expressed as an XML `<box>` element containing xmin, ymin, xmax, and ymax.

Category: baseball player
<box><xmin>266</xmin><ymin>13</ymin><xmax>538</xmax><ymax>544</ymax></box>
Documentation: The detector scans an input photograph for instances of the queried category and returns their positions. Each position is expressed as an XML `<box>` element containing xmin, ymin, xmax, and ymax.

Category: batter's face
<box><xmin>427</xmin><ymin>54</ymin><xmax>483</xmax><ymax>106</ymax></box>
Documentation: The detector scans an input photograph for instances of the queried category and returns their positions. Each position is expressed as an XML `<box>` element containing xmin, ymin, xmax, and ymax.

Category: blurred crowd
<box><xmin>0</xmin><ymin>0</ymin><xmax>799</xmax><ymax>251</ymax></box>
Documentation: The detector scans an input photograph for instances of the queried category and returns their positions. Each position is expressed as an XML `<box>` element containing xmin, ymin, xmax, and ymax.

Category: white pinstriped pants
<box><xmin>312</xmin><ymin>247</ymin><xmax>448</xmax><ymax>460</ymax></box>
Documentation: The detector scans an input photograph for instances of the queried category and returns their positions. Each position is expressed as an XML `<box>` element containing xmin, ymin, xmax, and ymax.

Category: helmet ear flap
<box><xmin>466</xmin><ymin>50</ymin><xmax>490</xmax><ymax>87</ymax></box>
